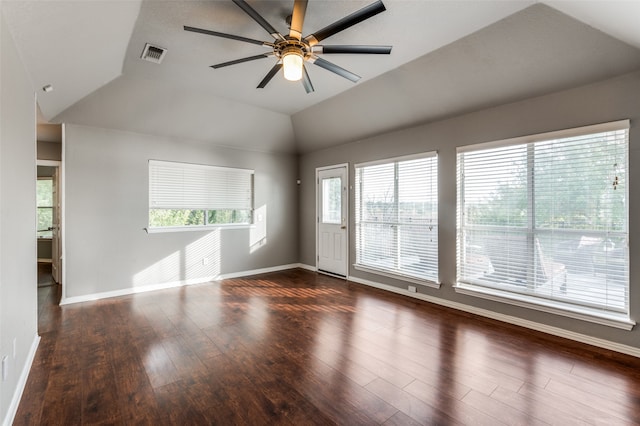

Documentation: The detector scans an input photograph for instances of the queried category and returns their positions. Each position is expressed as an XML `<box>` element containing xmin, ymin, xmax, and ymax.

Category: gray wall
<box><xmin>64</xmin><ymin>124</ymin><xmax>298</xmax><ymax>299</ymax></box>
<box><xmin>299</xmin><ymin>70</ymin><xmax>640</xmax><ymax>349</ymax></box>
<box><xmin>0</xmin><ymin>11</ymin><xmax>38</xmax><ymax>422</ymax></box>
<box><xmin>37</xmin><ymin>140</ymin><xmax>61</xmax><ymax>161</ymax></box>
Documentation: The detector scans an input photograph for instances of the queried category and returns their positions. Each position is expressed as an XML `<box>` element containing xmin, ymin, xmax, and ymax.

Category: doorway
<box><xmin>316</xmin><ymin>164</ymin><xmax>348</xmax><ymax>277</ymax></box>
<box><xmin>37</xmin><ymin>161</ymin><xmax>61</xmax><ymax>285</ymax></box>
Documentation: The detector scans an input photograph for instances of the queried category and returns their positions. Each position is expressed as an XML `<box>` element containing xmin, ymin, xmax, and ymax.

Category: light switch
<box><xmin>2</xmin><ymin>355</ymin><xmax>8</xmax><ymax>381</ymax></box>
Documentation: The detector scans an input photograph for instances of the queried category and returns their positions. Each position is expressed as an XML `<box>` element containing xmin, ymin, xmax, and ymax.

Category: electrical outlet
<box><xmin>408</xmin><ymin>285</ymin><xmax>417</xmax><ymax>293</ymax></box>
<box><xmin>2</xmin><ymin>355</ymin><xmax>8</xmax><ymax>381</ymax></box>
<box><xmin>202</xmin><ymin>257</ymin><xmax>209</xmax><ymax>266</ymax></box>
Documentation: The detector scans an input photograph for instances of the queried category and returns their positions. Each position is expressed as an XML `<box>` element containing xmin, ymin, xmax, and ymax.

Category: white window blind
<box><xmin>149</xmin><ymin>160</ymin><xmax>253</xmax><ymax>228</ymax></box>
<box><xmin>355</xmin><ymin>152</ymin><xmax>438</xmax><ymax>283</ymax></box>
<box><xmin>457</xmin><ymin>121</ymin><xmax>629</xmax><ymax>317</ymax></box>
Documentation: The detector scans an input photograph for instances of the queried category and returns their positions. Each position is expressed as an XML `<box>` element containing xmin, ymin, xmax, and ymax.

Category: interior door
<box><xmin>51</xmin><ymin>167</ymin><xmax>61</xmax><ymax>283</ymax></box>
<box><xmin>317</xmin><ymin>165</ymin><xmax>348</xmax><ymax>277</ymax></box>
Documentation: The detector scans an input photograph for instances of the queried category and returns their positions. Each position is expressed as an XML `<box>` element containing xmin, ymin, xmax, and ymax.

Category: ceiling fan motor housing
<box><xmin>276</xmin><ymin>39</ymin><xmax>310</xmax><ymax>61</ymax></box>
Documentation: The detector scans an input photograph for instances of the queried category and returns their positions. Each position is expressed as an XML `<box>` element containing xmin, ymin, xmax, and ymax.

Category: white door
<box><xmin>317</xmin><ymin>165</ymin><xmax>348</xmax><ymax>277</ymax></box>
<box><xmin>51</xmin><ymin>167</ymin><xmax>61</xmax><ymax>283</ymax></box>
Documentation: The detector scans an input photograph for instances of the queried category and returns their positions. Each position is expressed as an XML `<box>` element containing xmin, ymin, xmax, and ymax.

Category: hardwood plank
<box><xmin>490</xmin><ymin>386</ymin><xmax>591</xmax><ymax>426</ymax></box>
<box><xmin>81</xmin><ymin>360</ymin><xmax>121</xmax><ymax>424</ymax></box>
<box><xmin>545</xmin><ymin>378</ymin><xmax>638</xmax><ymax>422</ymax></box>
<box><xmin>383</xmin><ymin>410</ymin><xmax>420</xmax><ymax>426</ymax></box>
<box><xmin>461</xmin><ymin>389</ymin><xmax>548</xmax><ymax>426</ymax></box>
<box><xmin>224</xmin><ymin>343</ymin><xmax>338</xmax><ymax>425</ymax></box>
<box><xmin>15</xmin><ymin>269</ymin><xmax>640</xmax><ymax>425</ymax></box>
<box><xmin>365</xmin><ymin>378</ymin><xmax>464</xmax><ymax>425</ymax></box>
<box><xmin>404</xmin><ymin>377</ymin><xmax>471</xmax><ymax>403</ymax></box>
<box><xmin>518</xmin><ymin>382</ymin><xmax>627</xmax><ymax>425</ymax></box>
<box><xmin>153</xmin><ymin>380</ymin><xmax>211</xmax><ymax>424</ymax></box>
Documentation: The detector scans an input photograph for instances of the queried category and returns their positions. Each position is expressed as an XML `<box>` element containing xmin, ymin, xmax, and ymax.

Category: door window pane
<box><xmin>322</xmin><ymin>177</ymin><xmax>342</xmax><ymax>224</ymax></box>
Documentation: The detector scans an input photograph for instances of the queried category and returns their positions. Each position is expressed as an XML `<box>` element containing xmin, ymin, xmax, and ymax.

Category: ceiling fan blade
<box><xmin>310</xmin><ymin>57</ymin><xmax>360</xmax><ymax>82</ymax></box>
<box><xmin>232</xmin><ymin>0</ymin><xmax>285</xmax><ymax>41</ymax></box>
<box><xmin>257</xmin><ymin>63</ymin><xmax>283</xmax><ymax>88</ymax></box>
<box><xmin>289</xmin><ymin>0</ymin><xmax>308</xmax><ymax>41</ymax></box>
<box><xmin>304</xmin><ymin>0</ymin><xmax>386</xmax><ymax>46</ymax></box>
<box><xmin>184</xmin><ymin>26</ymin><xmax>269</xmax><ymax>46</ymax></box>
<box><xmin>314</xmin><ymin>45</ymin><xmax>392</xmax><ymax>54</ymax></box>
<box><xmin>301</xmin><ymin>64</ymin><xmax>314</xmax><ymax>93</ymax></box>
<box><xmin>211</xmin><ymin>54</ymin><xmax>271</xmax><ymax>69</ymax></box>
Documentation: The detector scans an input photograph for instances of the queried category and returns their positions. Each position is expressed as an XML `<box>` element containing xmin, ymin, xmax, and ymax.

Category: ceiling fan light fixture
<box><xmin>282</xmin><ymin>49</ymin><xmax>304</xmax><ymax>82</ymax></box>
<box><xmin>185</xmin><ymin>0</ymin><xmax>391</xmax><ymax>92</ymax></box>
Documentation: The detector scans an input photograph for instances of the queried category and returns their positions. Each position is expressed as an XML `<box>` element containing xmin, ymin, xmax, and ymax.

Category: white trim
<box><xmin>457</xmin><ymin>119</ymin><xmax>630</xmax><ymax>153</ymax></box>
<box><xmin>354</xmin><ymin>150</ymin><xmax>437</xmax><ymax>169</ymax></box>
<box><xmin>3</xmin><ymin>335</ymin><xmax>40</xmax><ymax>426</ymax></box>
<box><xmin>36</xmin><ymin>159</ymin><xmax>61</xmax><ymax>167</ymax></box>
<box><xmin>298</xmin><ymin>263</ymin><xmax>317</xmax><ymax>272</ymax></box>
<box><xmin>347</xmin><ymin>275</ymin><xmax>640</xmax><ymax>358</ymax></box>
<box><xmin>218</xmin><ymin>263</ymin><xmax>301</xmax><ymax>280</ymax></box>
<box><xmin>61</xmin><ymin>123</ymin><xmax>66</xmax><ymax>300</ymax></box>
<box><xmin>59</xmin><ymin>263</ymin><xmax>303</xmax><ymax>305</ymax></box>
<box><xmin>354</xmin><ymin>264</ymin><xmax>441</xmax><ymax>289</ymax></box>
<box><xmin>316</xmin><ymin>163</ymin><xmax>350</xmax><ymax>172</ymax></box>
<box><xmin>317</xmin><ymin>269</ymin><xmax>347</xmax><ymax>279</ymax></box>
<box><xmin>454</xmin><ymin>283</ymin><xmax>634</xmax><ymax>330</ymax></box>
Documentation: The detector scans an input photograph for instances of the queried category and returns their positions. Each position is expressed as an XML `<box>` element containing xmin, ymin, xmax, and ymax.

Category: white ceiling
<box><xmin>3</xmin><ymin>0</ymin><xmax>640</xmax><ymax>153</ymax></box>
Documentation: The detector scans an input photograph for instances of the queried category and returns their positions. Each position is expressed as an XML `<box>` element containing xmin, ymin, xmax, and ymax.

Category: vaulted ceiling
<box><xmin>3</xmin><ymin>1</ymin><xmax>640</xmax><ymax>153</ymax></box>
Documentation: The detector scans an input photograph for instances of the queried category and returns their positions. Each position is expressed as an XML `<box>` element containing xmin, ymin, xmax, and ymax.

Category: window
<box><xmin>322</xmin><ymin>177</ymin><xmax>342</xmax><ymax>224</ymax></box>
<box><xmin>355</xmin><ymin>152</ymin><xmax>438</xmax><ymax>285</ymax></box>
<box><xmin>37</xmin><ymin>178</ymin><xmax>54</xmax><ymax>238</ymax></box>
<box><xmin>456</xmin><ymin>121</ymin><xmax>630</xmax><ymax>324</ymax></box>
<box><xmin>148</xmin><ymin>160</ymin><xmax>254</xmax><ymax>230</ymax></box>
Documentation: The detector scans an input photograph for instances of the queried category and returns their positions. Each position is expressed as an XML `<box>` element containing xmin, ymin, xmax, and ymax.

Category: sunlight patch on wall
<box><xmin>185</xmin><ymin>229</ymin><xmax>222</xmax><ymax>280</ymax></box>
<box><xmin>133</xmin><ymin>230</ymin><xmax>222</xmax><ymax>287</ymax></box>
<box><xmin>250</xmin><ymin>204</ymin><xmax>267</xmax><ymax>253</ymax></box>
<box><xmin>133</xmin><ymin>250</ymin><xmax>181</xmax><ymax>287</ymax></box>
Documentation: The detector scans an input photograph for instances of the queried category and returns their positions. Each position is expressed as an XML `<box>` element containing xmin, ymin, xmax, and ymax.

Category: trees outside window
<box><xmin>148</xmin><ymin>160</ymin><xmax>253</xmax><ymax>230</ymax></box>
<box><xmin>457</xmin><ymin>122</ymin><xmax>629</xmax><ymax>317</ymax></box>
<box><xmin>37</xmin><ymin>178</ymin><xmax>53</xmax><ymax>238</ymax></box>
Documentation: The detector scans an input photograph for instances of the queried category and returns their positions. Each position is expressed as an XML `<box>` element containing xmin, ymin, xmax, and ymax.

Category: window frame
<box><xmin>147</xmin><ymin>159</ymin><xmax>254</xmax><ymax>233</ymax></box>
<box><xmin>354</xmin><ymin>151</ymin><xmax>439</xmax><ymax>287</ymax></box>
<box><xmin>455</xmin><ymin>120</ymin><xmax>634</xmax><ymax>330</ymax></box>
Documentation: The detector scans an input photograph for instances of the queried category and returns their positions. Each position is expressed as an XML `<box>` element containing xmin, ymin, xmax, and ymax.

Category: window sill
<box><xmin>354</xmin><ymin>264</ymin><xmax>441</xmax><ymax>289</ymax></box>
<box><xmin>454</xmin><ymin>282</ymin><xmax>634</xmax><ymax>330</ymax></box>
<box><xmin>145</xmin><ymin>224</ymin><xmax>253</xmax><ymax>234</ymax></box>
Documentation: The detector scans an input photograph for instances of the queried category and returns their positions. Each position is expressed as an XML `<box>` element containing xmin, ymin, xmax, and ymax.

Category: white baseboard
<box><xmin>297</xmin><ymin>263</ymin><xmax>317</xmax><ymax>272</ymax></box>
<box><xmin>218</xmin><ymin>263</ymin><xmax>302</xmax><ymax>280</ymax></box>
<box><xmin>60</xmin><ymin>263</ymin><xmax>305</xmax><ymax>305</ymax></box>
<box><xmin>3</xmin><ymin>334</ymin><xmax>40</xmax><ymax>426</ymax></box>
<box><xmin>347</xmin><ymin>275</ymin><xmax>640</xmax><ymax>359</ymax></box>
<box><xmin>60</xmin><ymin>277</ymin><xmax>213</xmax><ymax>305</ymax></box>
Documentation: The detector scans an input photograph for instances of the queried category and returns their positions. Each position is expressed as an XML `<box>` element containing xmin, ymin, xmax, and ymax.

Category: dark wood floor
<box><xmin>15</xmin><ymin>269</ymin><xmax>640</xmax><ymax>425</ymax></box>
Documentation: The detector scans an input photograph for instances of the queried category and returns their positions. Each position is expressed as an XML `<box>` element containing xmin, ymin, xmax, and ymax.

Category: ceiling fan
<box><xmin>184</xmin><ymin>0</ymin><xmax>392</xmax><ymax>93</ymax></box>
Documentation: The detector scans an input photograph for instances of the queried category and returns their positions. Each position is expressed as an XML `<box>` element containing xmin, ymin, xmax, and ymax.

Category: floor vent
<box><xmin>140</xmin><ymin>43</ymin><xmax>167</xmax><ymax>64</ymax></box>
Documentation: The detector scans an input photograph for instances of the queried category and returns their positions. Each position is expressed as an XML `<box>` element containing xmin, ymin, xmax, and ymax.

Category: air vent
<box><xmin>140</xmin><ymin>43</ymin><xmax>167</xmax><ymax>64</ymax></box>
